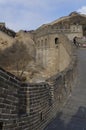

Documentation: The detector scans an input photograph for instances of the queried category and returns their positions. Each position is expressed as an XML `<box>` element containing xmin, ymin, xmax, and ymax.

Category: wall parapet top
<box><xmin>0</xmin><ymin>67</ymin><xmax>21</xmax><ymax>86</ymax></box>
<box><xmin>34</xmin><ymin>27</ymin><xmax>82</xmax><ymax>38</ymax></box>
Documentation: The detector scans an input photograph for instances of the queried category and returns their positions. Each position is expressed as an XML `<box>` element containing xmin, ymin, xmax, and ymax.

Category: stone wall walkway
<box><xmin>44</xmin><ymin>48</ymin><xmax>86</xmax><ymax>130</ymax></box>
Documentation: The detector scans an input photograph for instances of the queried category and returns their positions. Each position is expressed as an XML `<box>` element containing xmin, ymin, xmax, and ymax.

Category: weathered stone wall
<box><xmin>0</xmin><ymin>50</ymin><xmax>77</xmax><ymax>130</ymax></box>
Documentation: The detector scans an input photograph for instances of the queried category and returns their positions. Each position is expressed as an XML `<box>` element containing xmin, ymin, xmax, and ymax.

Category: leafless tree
<box><xmin>0</xmin><ymin>41</ymin><xmax>33</xmax><ymax>79</ymax></box>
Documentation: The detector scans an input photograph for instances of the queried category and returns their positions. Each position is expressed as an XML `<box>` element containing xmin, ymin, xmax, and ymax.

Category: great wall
<box><xmin>0</xmin><ymin>12</ymin><xmax>85</xmax><ymax>129</ymax></box>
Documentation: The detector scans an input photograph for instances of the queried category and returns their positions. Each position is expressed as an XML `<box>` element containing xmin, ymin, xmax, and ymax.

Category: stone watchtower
<box><xmin>35</xmin><ymin>31</ymin><xmax>60</xmax><ymax>74</ymax></box>
<box><xmin>34</xmin><ymin>26</ymin><xmax>72</xmax><ymax>76</ymax></box>
<box><xmin>67</xmin><ymin>24</ymin><xmax>83</xmax><ymax>41</ymax></box>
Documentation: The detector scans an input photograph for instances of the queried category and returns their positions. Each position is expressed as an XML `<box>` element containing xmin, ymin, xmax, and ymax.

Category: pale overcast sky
<box><xmin>0</xmin><ymin>0</ymin><xmax>86</xmax><ymax>32</ymax></box>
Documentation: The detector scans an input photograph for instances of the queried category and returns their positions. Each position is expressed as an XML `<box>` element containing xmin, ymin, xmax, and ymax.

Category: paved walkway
<box><xmin>45</xmin><ymin>48</ymin><xmax>86</xmax><ymax>130</ymax></box>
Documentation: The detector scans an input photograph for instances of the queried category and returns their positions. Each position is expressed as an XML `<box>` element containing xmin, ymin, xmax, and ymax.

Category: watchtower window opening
<box><xmin>45</xmin><ymin>39</ymin><xmax>47</xmax><ymax>44</ymax></box>
<box><xmin>41</xmin><ymin>40</ymin><xmax>43</xmax><ymax>48</ymax></box>
<box><xmin>55</xmin><ymin>38</ymin><xmax>59</xmax><ymax>45</ymax></box>
<box><xmin>0</xmin><ymin>122</ymin><xmax>3</xmax><ymax>130</ymax></box>
<box><xmin>45</xmin><ymin>39</ymin><xmax>48</xmax><ymax>48</ymax></box>
<box><xmin>37</xmin><ymin>41</ymin><xmax>40</xmax><ymax>47</ymax></box>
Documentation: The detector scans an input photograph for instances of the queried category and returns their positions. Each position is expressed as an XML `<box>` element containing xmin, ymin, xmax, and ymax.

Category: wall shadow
<box><xmin>44</xmin><ymin>106</ymin><xmax>86</xmax><ymax>130</ymax></box>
